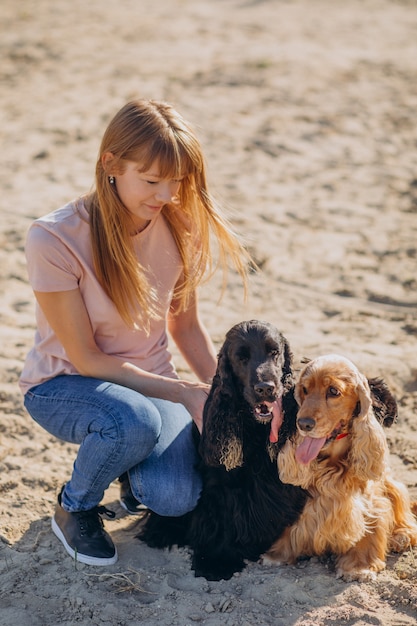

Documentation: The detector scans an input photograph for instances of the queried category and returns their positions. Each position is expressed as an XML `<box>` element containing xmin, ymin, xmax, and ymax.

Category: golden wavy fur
<box><xmin>265</xmin><ymin>354</ymin><xmax>417</xmax><ymax>581</ymax></box>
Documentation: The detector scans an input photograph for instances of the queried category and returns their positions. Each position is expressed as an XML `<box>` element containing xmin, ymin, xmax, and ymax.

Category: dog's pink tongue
<box><xmin>295</xmin><ymin>436</ymin><xmax>327</xmax><ymax>465</ymax></box>
<box><xmin>269</xmin><ymin>399</ymin><xmax>283</xmax><ymax>443</ymax></box>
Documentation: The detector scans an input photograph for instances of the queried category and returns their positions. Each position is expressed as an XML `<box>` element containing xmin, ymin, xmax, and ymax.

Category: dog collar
<box><xmin>335</xmin><ymin>432</ymin><xmax>349</xmax><ymax>440</ymax></box>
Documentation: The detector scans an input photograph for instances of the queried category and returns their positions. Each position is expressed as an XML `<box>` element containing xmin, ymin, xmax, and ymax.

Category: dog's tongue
<box><xmin>295</xmin><ymin>436</ymin><xmax>327</xmax><ymax>464</ymax></box>
<box><xmin>269</xmin><ymin>398</ymin><xmax>283</xmax><ymax>443</ymax></box>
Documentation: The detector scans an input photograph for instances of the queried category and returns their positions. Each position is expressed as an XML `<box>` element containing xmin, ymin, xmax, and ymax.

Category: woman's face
<box><xmin>114</xmin><ymin>160</ymin><xmax>182</xmax><ymax>232</ymax></box>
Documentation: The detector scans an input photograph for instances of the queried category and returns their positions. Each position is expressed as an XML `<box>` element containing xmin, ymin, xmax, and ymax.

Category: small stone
<box><xmin>219</xmin><ymin>598</ymin><xmax>233</xmax><ymax>612</ymax></box>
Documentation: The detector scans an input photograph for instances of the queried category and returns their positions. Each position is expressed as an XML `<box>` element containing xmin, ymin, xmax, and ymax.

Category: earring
<box><xmin>109</xmin><ymin>175</ymin><xmax>115</xmax><ymax>184</ymax></box>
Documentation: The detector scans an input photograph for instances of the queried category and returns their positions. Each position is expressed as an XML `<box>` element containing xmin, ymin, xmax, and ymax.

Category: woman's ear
<box><xmin>101</xmin><ymin>151</ymin><xmax>116</xmax><ymax>174</ymax></box>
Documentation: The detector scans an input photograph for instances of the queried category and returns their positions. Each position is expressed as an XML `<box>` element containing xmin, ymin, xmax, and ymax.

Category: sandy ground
<box><xmin>1</xmin><ymin>0</ymin><xmax>417</xmax><ymax>624</ymax></box>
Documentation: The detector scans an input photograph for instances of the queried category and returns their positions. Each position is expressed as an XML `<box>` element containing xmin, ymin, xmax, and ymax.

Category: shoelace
<box><xmin>76</xmin><ymin>505</ymin><xmax>116</xmax><ymax>536</ymax></box>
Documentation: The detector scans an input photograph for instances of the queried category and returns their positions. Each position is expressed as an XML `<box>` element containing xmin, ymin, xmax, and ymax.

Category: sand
<box><xmin>1</xmin><ymin>0</ymin><xmax>417</xmax><ymax>624</ymax></box>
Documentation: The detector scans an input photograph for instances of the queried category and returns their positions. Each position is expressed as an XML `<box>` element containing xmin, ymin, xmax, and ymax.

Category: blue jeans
<box><xmin>24</xmin><ymin>375</ymin><xmax>202</xmax><ymax>516</ymax></box>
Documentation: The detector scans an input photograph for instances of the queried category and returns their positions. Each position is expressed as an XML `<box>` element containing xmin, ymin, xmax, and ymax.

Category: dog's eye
<box><xmin>269</xmin><ymin>350</ymin><xmax>279</xmax><ymax>360</ymax></box>
<box><xmin>302</xmin><ymin>386</ymin><xmax>308</xmax><ymax>395</ymax></box>
<box><xmin>327</xmin><ymin>386</ymin><xmax>340</xmax><ymax>397</ymax></box>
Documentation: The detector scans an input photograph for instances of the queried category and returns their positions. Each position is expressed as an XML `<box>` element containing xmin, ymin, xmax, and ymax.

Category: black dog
<box><xmin>138</xmin><ymin>320</ymin><xmax>307</xmax><ymax>580</ymax></box>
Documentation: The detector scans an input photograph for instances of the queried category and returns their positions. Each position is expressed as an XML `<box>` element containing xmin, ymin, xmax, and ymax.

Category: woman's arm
<box><xmin>34</xmin><ymin>288</ymin><xmax>210</xmax><ymax>430</ymax></box>
<box><xmin>167</xmin><ymin>290</ymin><xmax>217</xmax><ymax>385</ymax></box>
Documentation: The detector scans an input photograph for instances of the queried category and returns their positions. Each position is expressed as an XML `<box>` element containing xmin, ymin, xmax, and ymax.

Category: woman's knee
<box><xmin>102</xmin><ymin>395</ymin><xmax>162</xmax><ymax>457</ymax></box>
<box><xmin>24</xmin><ymin>377</ymin><xmax>163</xmax><ymax>455</ymax></box>
<box><xmin>133</xmin><ymin>414</ymin><xmax>202</xmax><ymax>515</ymax></box>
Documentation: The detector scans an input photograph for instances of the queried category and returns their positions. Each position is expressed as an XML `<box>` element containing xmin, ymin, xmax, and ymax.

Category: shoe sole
<box><xmin>119</xmin><ymin>498</ymin><xmax>148</xmax><ymax>515</ymax></box>
<box><xmin>51</xmin><ymin>516</ymin><xmax>118</xmax><ymax>566</ymax></box>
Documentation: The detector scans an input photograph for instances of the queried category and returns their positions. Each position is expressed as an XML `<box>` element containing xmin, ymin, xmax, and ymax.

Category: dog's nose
<box><xmin>297</xmin><ymin>417</ymin><xmax>316</xmax><ymax>432</ymax></box>
<box><xmin>254</xmin><ymin>381</ymin><xmax>275</xmax><ymax>397</ymax></box>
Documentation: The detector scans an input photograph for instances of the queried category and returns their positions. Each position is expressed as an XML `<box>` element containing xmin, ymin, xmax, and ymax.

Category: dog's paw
<box><xmin>192</xmin><ymin>554</ymin><xmax>245</xmax><ymax>581</ymax></box>
<box><xmin>259</xmin><ymin>554</ymin><xmax>275</xmax><ymax>566</ymax></box>
<box><xmin>259</xmin><ymin>553</ymin><xmax>286</xmax><ymax>567</ymax></box>
<box><xmin>336</xmin><ymin>567</ymin><xmax>379</xmax><ymax>582</ymax></box>
<box><xmin>390</xmin><ymin>530</ymin><xmax>417</xmax><ymax>552</ymax></box>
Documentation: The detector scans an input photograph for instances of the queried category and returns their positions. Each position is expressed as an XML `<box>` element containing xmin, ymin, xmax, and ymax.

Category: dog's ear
<box><xmin>281</xmin><ymin>336</ymin><xmax>295</xmax><ymax>394</ymax></box>
<box><xmin>349</xmin><ymin>370</ymin><xmax>388</xmax><ymax>479</ymax></box>
<box><xmin>356</xmin><ymin>372</ymin><xmax>372</xmax><ymax>419</ymax></box>
<box><xmin>368</xmin><ymin>377</ymin><xmax>398</xmax><ymax>427</ymax></box>
<box><xmin>199</xmin><ymin>344</ymin><xmax>243</xmax><ymax>471</ymax></box>
<box><xmin>281</xmin><ymin>386</ymin><xmax>299</xmax><ymax>438</ymax></box>
<box><xmin>215</xmin><ymin>345</ymin><xmax>236</xmax><ymax>398</ymax></box>
<box><xmin>293</xmin><ymin>358</ymin><xmax>313</xmax><ymax>407</ymax></box>
<box><xmin>294</xmin><ymin>379</ymin><xmax>302</xmax><ymax>407</ymax></box>
<box><xmin>294</xmin><ymin>362</ymin><xmax>310</xmax><ymax>407</ymax></box>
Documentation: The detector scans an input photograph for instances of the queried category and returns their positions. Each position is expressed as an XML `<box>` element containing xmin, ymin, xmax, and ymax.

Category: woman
<box><xmin>20</xmin><ymin>99</ymin><xmax>250</xmax><ymax>566</ymax></box>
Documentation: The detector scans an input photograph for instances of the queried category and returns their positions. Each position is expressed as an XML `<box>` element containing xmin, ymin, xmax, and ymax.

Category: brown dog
<box><xmin>265</xmin><ymin>354</ymin><xmax>417</xmax><ymax>581</ymax></box>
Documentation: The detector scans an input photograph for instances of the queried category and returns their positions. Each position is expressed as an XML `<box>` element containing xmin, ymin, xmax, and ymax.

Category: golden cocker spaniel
<box><xmin>265</xmin><ymin>354</ymin><xmax>417</xmax><ymax>581</ymax></box>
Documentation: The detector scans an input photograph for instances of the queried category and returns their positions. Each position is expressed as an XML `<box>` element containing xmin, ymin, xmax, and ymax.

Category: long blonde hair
<box><xmin>87</xmin><ymin>99</ymin><xmax>250</xmax><ymax>328</ymax></box>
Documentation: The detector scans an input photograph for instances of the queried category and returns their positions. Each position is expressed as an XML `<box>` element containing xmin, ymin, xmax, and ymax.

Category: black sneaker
<box><xmin>119</xmin><ymin>473</ymin><xmax>147</xmax><ymax>515</ymax></box>
<box><xmin>51</xmin><ymin>489</ymin><xmax>118</xmax><ymax>566</ymax></box>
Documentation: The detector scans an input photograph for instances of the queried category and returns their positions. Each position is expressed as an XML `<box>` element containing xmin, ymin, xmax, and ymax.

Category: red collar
<box><xmin>335</xmin><ymin>432</ymin><xmax>349</xmax><ymax>440</ymax></box>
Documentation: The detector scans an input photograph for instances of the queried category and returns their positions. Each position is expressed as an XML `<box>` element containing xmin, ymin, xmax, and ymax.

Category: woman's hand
<box><xmin>177</xmin><ymin>381</ymin><xmax>211</xmax><ymax>433</ymax></box>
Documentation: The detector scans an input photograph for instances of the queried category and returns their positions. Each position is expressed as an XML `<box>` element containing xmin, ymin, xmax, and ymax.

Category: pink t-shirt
<box><xmin>19</xmin><ymin>200</ymin><xmax>183</xmax><ymax>394</ymax></box>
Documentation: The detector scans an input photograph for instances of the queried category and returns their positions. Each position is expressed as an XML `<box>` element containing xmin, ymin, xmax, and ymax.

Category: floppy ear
<box><xmin>294</xmin><ymin>361</ymin><xmax>310</xmax><ymax>407</ymax></box>
<box><xmin>356</xmin><ymin>372</ymin><xmax>372</xmax><ymax>419</ymax></box>
<box><xmin>281</xmin><ymin>336</ymin><xmax>295</xmax><ymax>394</ymax></box>
<box><xmin>368</xmin><ymin>377</ymin><xmax>398</xmax><ymax>427</ymax></box>
<box><xmin>294</xmin><ymin>379</ymin><xmax>302</xmax><ymax>407</ymax></box>
<box><xmin>199</xmin><ymin>344</ymin><xmax>243</xmax><ymax>471</ymax></box>
<box><xmin>349</xmin><ymin>372</ymin><xmax>388</xmax><ymax>480</ymax></box>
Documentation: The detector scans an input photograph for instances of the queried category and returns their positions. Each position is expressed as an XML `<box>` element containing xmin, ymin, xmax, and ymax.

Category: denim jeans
<box><xmin>24</xmin><ymin>375</ymin><xmax>202</xmax><ymax>516</ymax></box>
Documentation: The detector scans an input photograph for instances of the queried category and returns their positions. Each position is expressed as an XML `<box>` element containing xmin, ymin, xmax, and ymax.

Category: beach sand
<box><xmin>1</xmin><ymin>0</ymin><xmax>417</xmax><ymax>624</ymax></box>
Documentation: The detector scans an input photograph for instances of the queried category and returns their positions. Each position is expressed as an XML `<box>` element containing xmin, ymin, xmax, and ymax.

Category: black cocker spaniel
<box><xmin>138</xmin><ymin>320</ymin><xmax>307</xmax><ymax>580</ymax></box>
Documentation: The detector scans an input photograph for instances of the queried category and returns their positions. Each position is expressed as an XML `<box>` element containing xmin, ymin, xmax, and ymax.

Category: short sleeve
<box><xmin>25</xmin><ymin>224</ymin><xmax>81</xmax><ymax>292</ymax></box>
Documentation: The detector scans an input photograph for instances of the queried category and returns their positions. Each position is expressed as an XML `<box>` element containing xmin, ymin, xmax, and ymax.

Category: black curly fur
<box><xmin>368</xmin><ymin>377</ymin><xmax>398</xmax><ymax>427</ymax></box>
<box><xmin>138</xmin><ymin>320</ymin><xmax>307</xmax><ymax>581</ymax></box>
